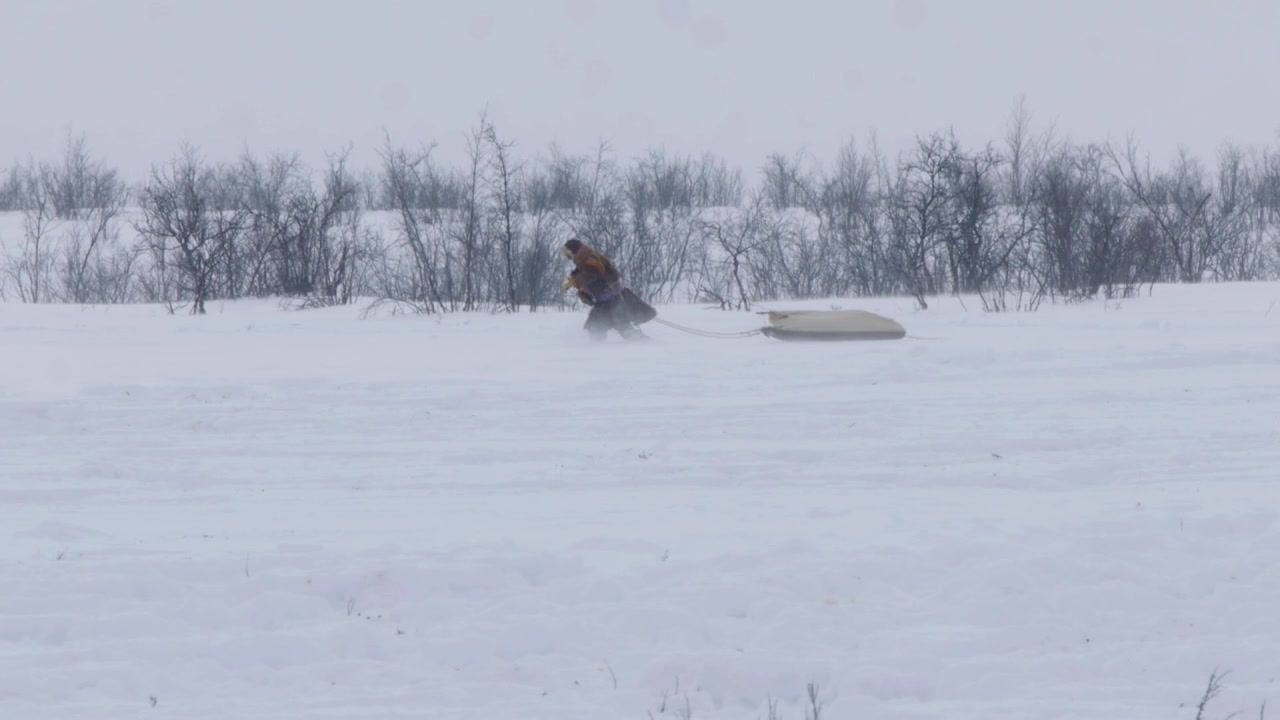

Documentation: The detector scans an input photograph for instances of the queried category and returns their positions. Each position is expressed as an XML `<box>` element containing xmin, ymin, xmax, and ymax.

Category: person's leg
<box><xmin>584</xmin><ymin>303</ymin><xmax>611</xmax><ymax>340</ymax></box>
<box><xmin>609</xmin><ymin>299</ymin><xmax>647</xmax><ymax>340</ymax></box>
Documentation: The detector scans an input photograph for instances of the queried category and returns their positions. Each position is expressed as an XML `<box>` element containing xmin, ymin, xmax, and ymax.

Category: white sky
<box><xmin>2</xmin><ymin>0</ymin><xmax>1278</xmax><ymax>181</ymax></box>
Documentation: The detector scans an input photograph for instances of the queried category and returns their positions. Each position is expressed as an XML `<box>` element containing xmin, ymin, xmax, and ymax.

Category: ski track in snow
<box><xmin>2</xmin><ymin>283</ymin><xmax>1279</xmax><ymax>719</ymax></box>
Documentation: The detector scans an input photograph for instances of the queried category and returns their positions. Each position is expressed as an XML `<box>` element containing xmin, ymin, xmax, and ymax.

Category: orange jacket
<box><xmin>564</xmin><ymin>244</ymin><xmax>622</xmax><ymax>302</ymax></box>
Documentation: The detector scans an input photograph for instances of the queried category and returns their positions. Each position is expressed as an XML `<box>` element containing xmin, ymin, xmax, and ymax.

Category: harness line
<box><xmin>651</xmin><ymin>318</ymin><xmax>764</xmax><ymax>339</ymax></box>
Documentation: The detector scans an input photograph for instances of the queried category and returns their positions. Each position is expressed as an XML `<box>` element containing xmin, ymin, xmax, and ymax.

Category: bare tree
<box><xmin>1031</xmin><ymin>142</ymin><xmax>1092</xmax><ymax>296</ymax></box>
<box><xmin>1078</xmin><ymin>150</ymin><xmax>1146</xmax><ymax>298</ymax></box>
<box><xmin>1024</xmin><ymin>140</ymin><xmax>1170</xmax><ymax>302</ymax></box>
<box><xmin>312</xmin><ymin>149</ymin><xmax>367</xmax><ymax>303</ymax></box>
<box><xmin>805</xmin><ymin>140</ymin><xmax>885</xmax><ymax>297</ymax></box>
<box><xmin>276</xmin><ymin>148</ymin><xmax>363</xmax><ymax>300</ymax></box>
<box><xmin>626</xmin><ymin>204</ymin><xmax>701</xmax><ymax>304</ymax></box>
<box><xmin>518</xmin><ymin>203</ymin><xmax>562</xmax><ymax>311</ymax></box>
<box><xmin>750</xmin><ymin>211</ymin><xmax>817</xmax><ymax>300</ymax></box>
<box><xmin>690</xmin><ymin>152</ymin><xmax>743</xmax><ymax>207</ymax></box>
<box><xmin>760</xmin><ymin>151</ymin><xmax>816</xmax><ymax>210</ymax></box>
<box><xmin>135</xmin><ymin>145</ymin><xmax>248</xmax><ymax>314</ymax></box>
<box><xmin>238</xmin><ymin>150</ymin><xmax>303</xmax><ymax>296</ymax></box>
<box><xmin>1206</xmin><ymin>144</ymin><xmax>1264</xmax><ymax>281</ymax></box>
<box><xmin>881</xmin><ymin>133</ymin><xmax>958</xmax><ymax>309</ymax></box>
<box><xmin>1003</xmin><ymin>95</ymin><xmax>1037</xmax><ymax>210</ymax></box>
<box><xmin>0</xmin><ymin>165</ymin><xmax>24</xmax><ymax>211</ymax></box>
<box><xmin>2</xmin><ymin>159</ymin><xmax>60</xmax><ymax>303</ymax></box>
<box><xmin>945</xmin><ymin>142</ymin><xmax>1027</xmax><ymax>294</ymax></box>
<box><xmin>377</xmin><ymin>138</ymin><xmax>448</xmax><ymax>312</ymax></box>
<box><xmin>694</xmin><ymin>194</ymin><xmax>774</xmax><ymax>310</ymax></box>
<box><xmin>629</xmin><ymin>148</ymin><xmax>694</xmax><ymax>211</ymax></box>
<box><xmin>571</xmin><ymin>146</ymin><xmax>702</xmax><ymax>304</ymax></box>
<box><xmin>563</xmin><ymin>141</ymin><xmax>627</xmax><ymax>252</ymax></box>
<box><xmin>455</xmin><ymin>112</ymin><xmax>490</xmax><ymax>311</ymax></box>
<box><xmin>1109</xmin><ymin>138</ymin><xmax>1227</xmax><ymax>282</ymax></box>
<box><xmin>1256</xmin><ymin>147</ymin><xmax>1280</xmax><ymax>278</ymax></box>
<box><xmin>45</xmin><ymin>136</ymin><xmax>131</xmax><ymax>303</ymax></box>
<box><xmin>526</xmin><ymin>142</ymin><xmax>591</xmax><ymax>214</ymax></box>
<box><xmin>47</xmin><ymin>133</ymin><xmax>129</xmax><ymax>219</ymax></box>
<box><xmin>483</xmin><ymin>122</ymin><xmax>523</xmax><ymax>311</ymax></box>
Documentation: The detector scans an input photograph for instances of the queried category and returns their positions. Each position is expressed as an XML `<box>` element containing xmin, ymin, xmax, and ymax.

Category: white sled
<box><xmin>759</xmin><ymin>309</ymin><xmax>906</xmax><ymax>342</ymax></box>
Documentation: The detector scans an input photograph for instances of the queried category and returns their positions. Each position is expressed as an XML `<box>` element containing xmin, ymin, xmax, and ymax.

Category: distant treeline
<box><xmin>2</xmin><ymin>104</ymin><xmax>1278</xmax><ymax>313</ymax></box>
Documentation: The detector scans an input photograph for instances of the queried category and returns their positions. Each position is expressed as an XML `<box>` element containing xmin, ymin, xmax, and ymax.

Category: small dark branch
<box><xmin>1197</xmin><ymin>668</ymin><xmax>1228</xmax><ymax>720</ymax></box>
<box><xmin>806</xmin><ymin>682</ymin><xmax>823</xmax><ymax>720</ymax></box>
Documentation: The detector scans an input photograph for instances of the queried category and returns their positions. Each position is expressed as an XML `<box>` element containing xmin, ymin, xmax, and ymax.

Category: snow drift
<box><xmin>2</xmin><ymin>281</ymin><xmax>1279</xmax><ymax>720</ymax></box>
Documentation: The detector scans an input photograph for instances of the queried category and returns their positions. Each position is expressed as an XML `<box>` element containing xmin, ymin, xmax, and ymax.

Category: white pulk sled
<box><xmin>652</xmin><ymin>308</ymin><xmax>910</xmax><ymax>342</ymax></box>
<box><xmin>757</xmin><ymin>309</ymin><xmax>907</xmax><ymax>341</ymax></box>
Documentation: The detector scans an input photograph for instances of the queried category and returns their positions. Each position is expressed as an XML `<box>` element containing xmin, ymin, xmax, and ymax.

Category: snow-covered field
<box><xmin>3</xmin><ymin>283</ymin><xmax>1278</xmax><ymax>720</ymax></box>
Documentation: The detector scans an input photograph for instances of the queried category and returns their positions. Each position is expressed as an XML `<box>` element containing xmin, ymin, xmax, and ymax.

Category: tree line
<box><xmin>3</xmin><ymin>106</ymin><xmax>1278</xmax><ymax>313</ymax></box>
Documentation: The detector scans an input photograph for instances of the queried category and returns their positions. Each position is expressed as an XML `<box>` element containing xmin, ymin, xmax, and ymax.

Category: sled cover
<box><xmin>761</xmin><ymin>309</ymin><xmax>906</xmax><ymax>341</ymax></box>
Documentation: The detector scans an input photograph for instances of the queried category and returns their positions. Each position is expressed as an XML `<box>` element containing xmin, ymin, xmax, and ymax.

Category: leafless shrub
<box><xmin>761</xmin><ymin>150</ymin><xmax>817</xmax><ymax>210</ymax></box>
<box><xmin>6</xmin><ymin>102</ymin><xmax>1280</xmax><ymax>314</ymax></box>
<box><xmin>805</xmin><ymin>681</ymin><xmax>823</xmax><ymax>720</ymax></box>
<box><xmin>1186</xmin><ymin>666</ymin><xmax>1270</xmax><ymax>720</ymax></box>
<box><xmin>978</xmin><ymin>234</ymin><xmax>1049</xmax><ymax>312</ymax></box>
<box><xmin>818</xmin><ymin>140</ymin><xmax>891</xmax><ymax>297</ymax></box>
<box><xmin>879</xmin><ymin>133</ymin><xmax>958</xmax><ymax>309</ymax></box>
<box><xmin>236</xmin><ymin>147</ymin><xmax>366</xmax><ymax>303</ymax></box>
<box><xmin>1108</xmin><ymin>138</ymin><xmax>1241</xmax><ymax>283</ymax></box>
<box><xmin>377</xmin><ymin>139</ymin><xmax>452</xmax><ymax>312</ymax></box>
<box><xmin>0</xmin><ymin>165</ymin><xmax>25</xmax><ymax>211</ymax></box>
<box><xmin>1207</xmin><ymin>145</ymin><xmax>1274</xmax><ymax>281</ymax></box>
<box><xmin>2</xmin><ymin>159</ymin><xmax>61</xmax><ymax>303</ymax></box>
<box><xmin>946</xmin><ymin>142</ymin><xmax>1030</xmax><ymax>295</ymax></box>
<box><xmin>483</xmin><ymin>121</ymin><xmax>524</xmax><ymax>311</ymax></box>
<box><xmin>694</xmin><ymin>194</ymin><xmax>775</xmax><ymax>310</ymax></box>
<box><xmin>47</xmin><ymin>137</ymin><xmax>132</xmax><ymax>303</ymax></box>
<box><xmin>134</xmin><ymin>145</ymin><xmax>248</xmax><ymax>314</ymax></box>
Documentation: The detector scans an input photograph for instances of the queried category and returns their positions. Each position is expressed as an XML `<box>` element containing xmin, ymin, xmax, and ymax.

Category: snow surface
<box><xmin>3</xmin><ymin>283</ymin><xmax>1279</xmax><ymax>720</ymax></box>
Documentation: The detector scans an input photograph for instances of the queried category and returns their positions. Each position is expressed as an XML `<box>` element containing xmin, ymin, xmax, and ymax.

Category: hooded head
<box><xmin>562</xmin><ymin>238</ymin><xmax>583</xmax><ymax>259</ymax></box>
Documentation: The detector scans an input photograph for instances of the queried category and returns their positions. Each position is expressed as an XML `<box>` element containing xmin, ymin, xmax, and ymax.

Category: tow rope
<box><xmin>651</xmin><ymin>318</ymin><xmax>763</xmax><ymax>339</ymax></box>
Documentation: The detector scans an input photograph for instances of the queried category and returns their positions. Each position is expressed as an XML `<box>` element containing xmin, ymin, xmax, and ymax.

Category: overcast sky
<box><xmin>2</xmin><ymin>0</ymin><xmax>1278</xmax><ymax>181</ymax></box>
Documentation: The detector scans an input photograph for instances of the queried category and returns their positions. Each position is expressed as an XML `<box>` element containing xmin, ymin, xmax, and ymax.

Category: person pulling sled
<box><xmin>560</xmin><ymin>238</ymin><xmax>657</xmax><ymax>340</ymax></box>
